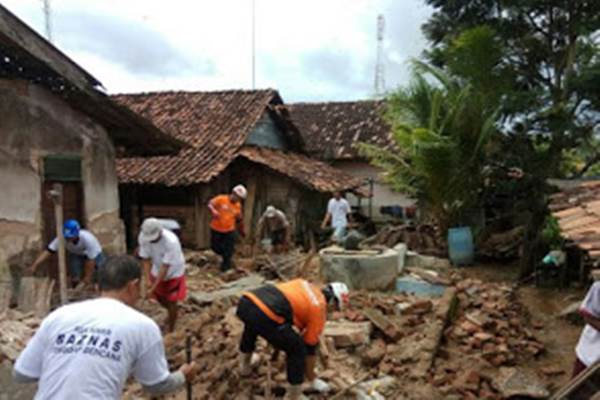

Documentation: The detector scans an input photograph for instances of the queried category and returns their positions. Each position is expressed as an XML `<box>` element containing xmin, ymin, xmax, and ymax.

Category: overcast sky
<box><xmin>2</xmin><ymin>0</ymin><xmax>432</xmax><ymax>102</ymax></box>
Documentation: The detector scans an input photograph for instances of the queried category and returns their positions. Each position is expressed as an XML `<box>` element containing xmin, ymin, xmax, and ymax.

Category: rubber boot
<box><xmin>239</xmin><ymin>353</ymin><xmax>252</xmax><ymax>377</ymax></box>
<box><xmin>285</xmin><ymin>385</ymin><xmax>308</xmax><ymax>400</ymax></box>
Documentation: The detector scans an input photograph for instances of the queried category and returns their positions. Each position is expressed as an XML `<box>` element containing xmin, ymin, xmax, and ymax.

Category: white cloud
<box><xmin>2</xmin><ymin>0</ymin><xmax>432</xmax><ymax>101</ymax></box>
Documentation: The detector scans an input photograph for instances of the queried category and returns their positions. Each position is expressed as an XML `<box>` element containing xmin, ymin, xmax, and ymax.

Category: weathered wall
<box><xmin>333</xmin><ymin>160</ymin><xmax>415</xmax><ymax>220</ymax></box>
<box><xmin>245</xmin><ymin>113</ymin><xmax>289</xmax><ymax>150</ymax></box>
<box><xmin>0</xmin><ymin>79</ymin><xmax>125</xmax><ymax>300</ymax></box>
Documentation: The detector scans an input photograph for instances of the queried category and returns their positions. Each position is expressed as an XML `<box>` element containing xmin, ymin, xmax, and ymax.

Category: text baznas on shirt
<box><xmin>53</xmin><ymin>326</ymin><xmax>123</xmax><ymax>362</ymax></box>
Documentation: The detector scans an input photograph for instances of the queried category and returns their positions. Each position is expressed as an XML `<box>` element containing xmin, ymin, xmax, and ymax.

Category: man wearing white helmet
<box><xmin>138</xmin><ymin>218</ymin><xmax>186</xmax><ymax>333</ymax></box>
<box><xmin>208</xmin><ymin>185</ymin><xmax>247</xmax><ymax>271</ymax></box>
<box><xmin>256</xmin><ymin>205</ymin><xmax>291</xmax><ymax>254</ymax></box>
<box><xmin>236</xmin><ymin>279</ymin><xmax>349</xmax><ymax>400</ymax></box>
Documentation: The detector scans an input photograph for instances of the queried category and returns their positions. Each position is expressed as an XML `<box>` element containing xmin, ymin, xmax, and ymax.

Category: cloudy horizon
<box><xmin>2</xmin><ymin>0</ymin><xmax>432</xmax><ymax>102</ymax></box>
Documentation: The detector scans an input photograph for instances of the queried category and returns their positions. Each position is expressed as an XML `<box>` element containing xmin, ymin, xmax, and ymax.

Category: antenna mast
<box><xmin>251</xmin><ymin>0</ymin><xmax>256</xmax><ymax>89</ymax></box>
<box><xmin>374</xmin><ymin>14</ymin><xmax>385</xmax><ymax>97</ymax></box>
<box><xmin>42</xmin><ymin>0</ymin><xmax>53</xmax><ymax>42</ymax></box>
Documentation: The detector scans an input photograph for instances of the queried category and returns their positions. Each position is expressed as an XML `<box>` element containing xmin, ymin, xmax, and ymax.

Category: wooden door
<box><xmin>41</xmin><ymin>181</ymin><xmax>84</xmax><ymax>280</ymax></box>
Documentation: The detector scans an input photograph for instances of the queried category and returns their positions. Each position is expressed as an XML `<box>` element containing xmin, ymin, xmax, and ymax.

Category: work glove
<box><xmin>310</xmin><ymin>378</ymin><xmax>331</xmax><ymax>393</ymax></box>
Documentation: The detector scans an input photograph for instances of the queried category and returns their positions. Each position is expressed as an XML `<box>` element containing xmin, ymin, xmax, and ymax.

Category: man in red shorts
<box><xmin>138</xmin><ymin>217</ymin><xmax>187</xmax><ymax>333</ymax></box>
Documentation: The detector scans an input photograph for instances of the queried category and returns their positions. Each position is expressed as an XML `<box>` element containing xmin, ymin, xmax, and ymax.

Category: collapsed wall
<box><xmin>0</xmin><ymin>79</ymin><xmax>125</xmax><ymax>308</ymax></box>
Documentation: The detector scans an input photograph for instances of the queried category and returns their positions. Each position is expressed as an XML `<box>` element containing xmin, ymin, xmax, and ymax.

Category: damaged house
<box><xmin>289</xmin><ymin>100</ymin><xmax>415</xmax><ymax>220</ymax></box>
<box><xmin>0</xmin><ymin>5</ymin><xmax>182</xmax><ymax>302</ymax></box>
<box><xmin>114</xmin><ymin>89</ymin><xmax>367</xmax><ymax>249</ymax></box>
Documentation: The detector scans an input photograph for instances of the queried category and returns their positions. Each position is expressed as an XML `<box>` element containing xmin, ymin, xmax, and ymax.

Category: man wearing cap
<box><xmin>138</xmin><ymin>218</ymin><xmax>187</xmax><ymax>333</ymax></box>
<box><xmin>236</xmin><ymin>279</ymin><xmax>349</xmax><ymax>400</ymax></box>
<box><xmin>14</xmin><ymin>255</ymin><xmax>197</xmax><ymax>399</ymax></box>
<box><xmin>208</xmin><ymin>185</ymin><xmax>247</xmax><ymax>271</ymax></box>
<box><xmin>29</xmin><ymin>219</ymin><xmax>106</xmax><ymax>288</ymax></box>
<box><xmin>256</xmin><ymin>206</ymin><xmax>292</xmax><ymax>254</ymax></box>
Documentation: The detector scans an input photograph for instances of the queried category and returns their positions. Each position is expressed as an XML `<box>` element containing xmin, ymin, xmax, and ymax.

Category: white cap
<box><xmin>139</xmin><ymin>217</ymin><xmax>162</xmax><ymax>243</ymax></box>
<box><xmin>329</xmin><ymin>282</ymin><xmax>350</xmax><ymax>310</ymax></box>
<box><xmin>233</xmin><ymin>184</ymin><xmax>247</xmax><ymax>199</ymax></box>
<box><xmin>265</xmin><ymin>205</ymin><xmax>277</xmax><ymax>218</ymax></box>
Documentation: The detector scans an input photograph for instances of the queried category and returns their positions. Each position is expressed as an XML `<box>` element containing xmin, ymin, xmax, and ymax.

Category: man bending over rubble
<box><xmin>573</xmin><ymin>279</ymin><xmax>600</xmax><ymax>377</ymax></box>
<box><xmin>138</xmin><ymin>217</ymin><xmax>187</xmax><ymax>333</ymax></box>
<box><xmin>13</xmin><ymin>255</ymin><xmax>197</xmax><ymax>399</ymax></box>
<box><xmin>236</xmin><ymin>279</ymin><xmax>349</xmax><ymax>400</ymax></box>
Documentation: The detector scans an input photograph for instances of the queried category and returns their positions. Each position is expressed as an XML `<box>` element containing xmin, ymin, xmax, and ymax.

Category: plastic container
<box><xmin>447</xmin><ymin>226</ymin><xmax>474</xmax><ymax>265</ymax></box>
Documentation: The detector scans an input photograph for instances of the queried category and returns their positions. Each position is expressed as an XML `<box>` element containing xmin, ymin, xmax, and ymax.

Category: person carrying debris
<box><xmin>29</xmin><ymin>219</ymin><xmax>106</xmax><ymax>288</ymax></box>
<box><xmin>138</xmin><ymin>217</ymin><xmax>187</xmax><ymax>333</ymax></box>
<box><xmin>256</xmin><ymin>205</ymin><xmax>292</xmax><ymax>254</ymax></box>
<box><xmin>573</xmin><ymin>279</ymin><xmax>600</xmax><ymax>377</ymax></box>
<box><xmin>321</xmin><ymin>191</ymin><xmax>352</xmax><ymax>243</ymax></box>
<box><xmin>208</xmin><ymin>184</ymin><xmax>247</xmax><ymax>271</ymax></box>
<box><xmin>236</xmin><ymin>279</ymin><xmax>349</xmax><ymax>400</ymax></box>
<box><xmin>13</xmin><ymin>255</ymin><xmax>197</xmax><ymax>399</ymax></box>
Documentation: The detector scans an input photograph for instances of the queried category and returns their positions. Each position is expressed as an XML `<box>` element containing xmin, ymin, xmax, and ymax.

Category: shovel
<box><xmin>186</xmin><ymin>335</ymin><xmax>192</xmax><ymax>400</ymax></box>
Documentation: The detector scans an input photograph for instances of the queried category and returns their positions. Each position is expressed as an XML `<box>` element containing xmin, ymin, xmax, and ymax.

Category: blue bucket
<box><xmin>448</xmin><ymin>226</ymin><xmax>474</xmax><ymax>265</ymax></box>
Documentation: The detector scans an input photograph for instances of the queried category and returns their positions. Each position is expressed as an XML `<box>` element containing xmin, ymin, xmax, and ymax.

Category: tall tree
<box><xmin>422</xmin><ymin>0</ymin><xmax>600</xmax><ymax>276</ymax></box>
<box><xmin>359</xmin><ymin>62</ymin><xmax>497</xmax><ymax>232</ymax></box>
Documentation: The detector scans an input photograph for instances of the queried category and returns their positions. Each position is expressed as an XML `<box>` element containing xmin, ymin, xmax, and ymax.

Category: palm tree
<box><xmin>359</xmin><ymin>61</ymin><xmax>498</xmax><ymax>233</ymax></box>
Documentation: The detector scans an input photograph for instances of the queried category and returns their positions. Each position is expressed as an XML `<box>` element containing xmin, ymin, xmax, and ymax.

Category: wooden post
<box><xmin>49</xmin><ymin>183</ymin><xmax>68</xmax><ymax>305</ymax></box>
<box><xmin>243</xmin><ymin>175</ymin><xmax>258</xmax><ymax>245</ymax></box>
<box><xmin>194</xmin><ymin>185</ymin><xmax>210</xmax><ymax>249</ymax></box>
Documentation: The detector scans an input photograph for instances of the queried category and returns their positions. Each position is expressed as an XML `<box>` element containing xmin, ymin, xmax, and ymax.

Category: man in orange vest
<box><xmin>236</xmin><ymin>279</ymin><xmax>349</xmax><ymax>400</ymax></box>
<box><xmin>208</xmin><ymin>185</ymin><xmax>247</xmax><ymax>271</ymax></box>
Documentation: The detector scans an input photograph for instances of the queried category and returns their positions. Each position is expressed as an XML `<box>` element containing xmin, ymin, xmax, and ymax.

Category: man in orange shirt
<box><xmin>208</xmin><ymin>185</ymin><xmax>247</xmax><ymax>271</ymax></box>
<box><xmin>236</xmin><ymin>279</ymin><xmax>349</xmax><ymax>400</ymax></box>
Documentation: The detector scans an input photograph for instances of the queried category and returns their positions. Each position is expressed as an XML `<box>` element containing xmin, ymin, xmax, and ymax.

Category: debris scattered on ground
<box><xmin>0</xmin><ymin>310</ymin><xmax>41</xmax><ymax>362</ymax></box>
<box><xmin>362</xmin><ymin>224</ymin><xmax>445</xmax><ymax>258</ymax></box>
<box><xmin>478</xmin><ymin>226</ymin><xmax>525</xmax><ymax>260</ymax></box>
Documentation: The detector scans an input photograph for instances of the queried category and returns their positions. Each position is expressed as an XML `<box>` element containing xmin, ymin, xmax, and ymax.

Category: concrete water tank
<box><xmin>319</xmin><ymin>246</ymin><xmax>399</xmax><ymax>291</ymax></box>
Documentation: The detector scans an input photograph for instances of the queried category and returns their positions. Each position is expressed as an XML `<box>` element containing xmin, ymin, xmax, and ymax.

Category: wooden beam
<box><xmin>49</xmin><ymin>183</ymin><xmax>67</xmax><ymax>305</ymax></box>
<box><xmin>194</xmin><ymin>185</ymin><xmax>211</xmax><ymax>249</ymax></box>
<box><xmin>243</xmin><ymin>175</ymin><xmax>258</xmax><ymax>244</ymax></box>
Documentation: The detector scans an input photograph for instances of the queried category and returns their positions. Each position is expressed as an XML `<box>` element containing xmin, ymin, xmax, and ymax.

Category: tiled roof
<box><xmin>239</xmin><ymin>146</ymin><xmax>368</xmax><ymax>196</ymax></box>
<box><xmin>115</xmin><ymin>90</ymin><xmax>367</xmax><ymax>194</ymax></box>
<box><xmin>550</xmin><ymin>180</ymin><xmax>600</xmax><ymax>259</ymax></box>
<box><xmin>114</xmin><ymin>89</ymin><xmax>280</xmax><ymax>186</ymax></box>
<box><xmin>288</xmin><ymin>100</ymin><xmax>394</xmax><ymax>160</ymax></box>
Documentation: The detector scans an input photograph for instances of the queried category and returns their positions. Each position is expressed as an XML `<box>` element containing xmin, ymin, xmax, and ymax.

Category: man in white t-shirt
<box><xmin>138</xmin><ymin>217</ymin><xmax>187</xmax><ymax>333</ymax></box>
<box><xmin>14</xmin><ymin>255</ymin><xmax>197</xmax><ymax>399</ymax></box>
<box><xmin>573</xmin><ymin>281</ymin><xmax>600</xmax><ymax>377</ymax></box>
<box><xmin>321</xmin><ymin>191</ymin><xmax>352</xmax><ymax>243</ymax></box>
<box><xmin>29</xmin><ymin>219</ymin><xmax>106</xmax><ymax>288</ymax></box>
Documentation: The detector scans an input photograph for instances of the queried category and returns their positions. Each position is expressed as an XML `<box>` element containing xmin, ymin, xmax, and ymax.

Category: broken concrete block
<box><xmin>324</xmin><ymin>321</ymin><xmax>372</xmax><ymax>347</ymax></box>
<box><xmin>362</xmin><ymin>308</ymin><xmax>401</xmax><ymax>341</ymax></box>
<box><xmin>320</xmin><ymin>246</ymin><xmax>399</xmax><ymax>291</ymax></box>
<box><xmin>492</xmin><ymin>367</ymin><xmax>549</xmax><ymax>399</ymax></box>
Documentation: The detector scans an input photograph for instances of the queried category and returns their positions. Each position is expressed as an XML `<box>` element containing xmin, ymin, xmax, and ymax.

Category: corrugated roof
<box><xmin>239</xmin><ymin>146</ymin><xmax>368</xmax><ymax>196</ymax></box>
<box><xmin>550</xmin><ymin>180</ymin><xmax>600</xmax><ymax>259</ymax></box>
<box><xmin>115</xmin><ymin>90</ymin><xmax>367</xmax><ymax>194</ymax></box>
<box><xmin>288</xmin><ymin>100</ymin><xmax>394</xmax><ymax>160</ymax></box>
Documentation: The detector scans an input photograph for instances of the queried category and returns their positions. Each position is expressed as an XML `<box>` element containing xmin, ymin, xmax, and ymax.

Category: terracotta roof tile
<box><xmin>550</xmin><ymin>180</ymin><xmax>600</xmax><ymax>259</ymax></box>
<box><xmin>114</xmin><ymin>90</ymin><xmax>366</xmax><ymax>194</ymax></box>
<box><xmin>288</xmin><ymin>100</ymin><xmax>393</xmax><ymax>160</ymax></box>
<box><xmin>114</xmin><ymin>90</ymin><xmax>279</xmax><ymax>186</ymax></box>
<box><xmin>239</xmin><ymin>146</ymin><xmax>368</xmax><ymax>196</ymax></box>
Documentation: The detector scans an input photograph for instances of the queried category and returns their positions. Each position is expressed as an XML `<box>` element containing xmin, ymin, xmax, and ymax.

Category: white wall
<box><xmin>333</xmin><ymin>160</ymin><xmax>415</xmax><ymax>220</ymax></box>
